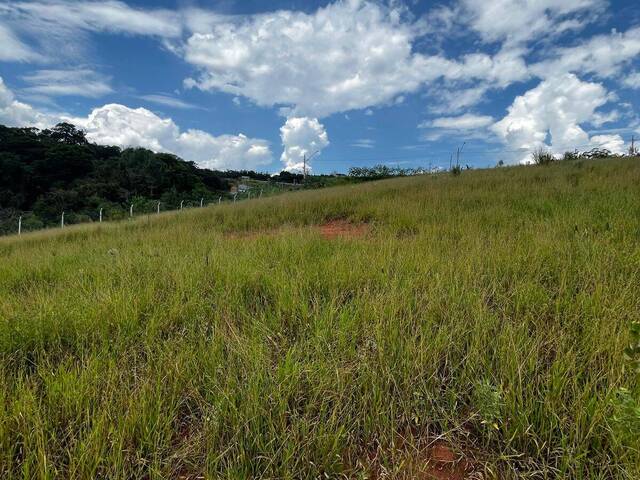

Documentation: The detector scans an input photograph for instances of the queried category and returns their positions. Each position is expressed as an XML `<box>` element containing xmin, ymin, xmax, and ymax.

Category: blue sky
<box><xmin>1</xmin><ymin>0</ymin><xmax>639</xmax><ymax>173</ymax></box>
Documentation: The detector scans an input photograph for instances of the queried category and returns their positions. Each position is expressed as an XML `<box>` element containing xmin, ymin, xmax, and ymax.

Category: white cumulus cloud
<box><xmin>182</xmin><ymin>0</ymin><xmax>428</xmax><ymax>118</ymax></box>
<box><xmin>492</xmin><ymin>73</ymin><xmax>626</xmax><ymax>163</ymax></box>
<box><xmin>280</xmin><ymin>117</ymin><xmax>329</xmax><ymax>172</ymax></box>
<box><xmin>181</xmin><ymin>0</ymin><xmax>528</xmax><ymax>118</ymax></box>
<box><xmin>71</xmin><ymin>104</ymin><xmax>273</xmax><ymax>170</ymax></box>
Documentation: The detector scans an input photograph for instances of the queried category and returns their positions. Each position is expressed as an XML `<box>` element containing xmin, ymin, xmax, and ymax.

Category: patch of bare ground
<box><xmin>363</xmin><ymin>439</ymin><xmax>478</xmax><ymax>480</ymax></box>
<box><xmin>318</xmin><ymin>219</ymin><xmax>369</xmax><ymax>239</ymax></box>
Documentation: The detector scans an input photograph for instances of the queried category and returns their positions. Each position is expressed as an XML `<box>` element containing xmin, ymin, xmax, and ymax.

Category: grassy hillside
<box><xmin>1</xmin><ymin>158</ymin><xmax>639</xmax><ymax>479</ymax></box>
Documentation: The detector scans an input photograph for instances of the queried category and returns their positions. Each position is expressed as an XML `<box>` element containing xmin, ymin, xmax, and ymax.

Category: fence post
<box><xmin>180</xmin><ymin>200</ymin><xmax>184</xmax><ymax>210</ymax></box>
<box><xmin>130</xmin><ymin>204</ymin><xmax>133</xmax><ymax>217</ymax></box>
<box><xmin>157</xmin><ymin>201</ymin><xmax>161</xmax><ymax>214</ymax></box>
<box><xmin>218</xmin><ymin>196</ymin><xmax>222</xmax><ymax>204</ymax></box>
<box><xmin>61</xmin><ymin>211</ymin><xmax>65</xmax><ymax>229</ymax></box>
<box><xmin>260</xmin><ymin>189</ymin><xmax>263</xmax><ymax>198</ymax></box>
<box><xmin>233</xmin><ymin>193</ymin><xmax>237</xmax><ymax>203</ymax></box>
<box><xmin>18</xmin><ymin>215</ymin><xmax>22</xmax><ymax>235</ymax></box>
<box><xmin>99</xmin><ymin>208</ymin><xmax>103</xmax><ymax>223</ymax></box>
<box><xmin>200</xmin><ymin>198</ymin><xmax>204</xmax><ymax>208</ymax></box>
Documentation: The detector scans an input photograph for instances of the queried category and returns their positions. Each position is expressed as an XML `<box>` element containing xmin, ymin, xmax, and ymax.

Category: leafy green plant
<box><xmin>473</xmin><ymin>380</ymin><xmax>504</xmax><ymax>432</ymax></box>
<box><xmin>610</xmin><ymin>388</ymin><xmax>640</xmax><ymax>443</ymax></box>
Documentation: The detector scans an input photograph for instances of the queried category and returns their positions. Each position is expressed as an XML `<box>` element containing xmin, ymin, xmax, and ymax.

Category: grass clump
<box><xmin>0</xmin><ymin>158</ymin><xmax>639</xmax><ymax>479</ymax></box>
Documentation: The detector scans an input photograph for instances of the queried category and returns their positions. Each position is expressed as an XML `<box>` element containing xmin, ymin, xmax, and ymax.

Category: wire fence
<box><xmin>6</xmin><ymin>189</ymin><xmax>264</xmax><ymax>237</ymax></box>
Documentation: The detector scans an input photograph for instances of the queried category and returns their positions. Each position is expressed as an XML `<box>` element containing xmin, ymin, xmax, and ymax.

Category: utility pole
<box><xmin>303</xmin><ymin>150</ymin><xmax>321</xmax><ymax>183</ymax></box>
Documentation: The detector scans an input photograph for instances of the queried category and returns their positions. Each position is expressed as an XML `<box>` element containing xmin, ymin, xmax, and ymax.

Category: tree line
<box><xmin>0</xmin><ymin>123</ymin><xmax>300</xmax><ymax>234</ymax></box>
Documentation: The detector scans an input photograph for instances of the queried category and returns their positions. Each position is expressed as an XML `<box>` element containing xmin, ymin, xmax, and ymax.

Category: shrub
<box><xmin>563</xmin><ymin>150</ymin><xmax>579</xmax><ymax>161</ymax></box>
<box><xmin>532</xmin><ymin>147</ymin><xmax>554</xmax><ymax>165</ymax></box>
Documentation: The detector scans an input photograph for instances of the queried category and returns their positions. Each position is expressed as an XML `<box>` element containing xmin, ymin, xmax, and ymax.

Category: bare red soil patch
<box><xmin>422</xmin><ymin>442</ymin><xmax>474</xmax><ymax>480</ymax></box>
<box><xmin>318</xmin><ymin>219</ymin><xmax>369</xmax><ymax>239</ymax></box>
<box><xmin>364</xmin><ymin>440</ymin><xmax>476</xmax><ymax>480</ymax></box>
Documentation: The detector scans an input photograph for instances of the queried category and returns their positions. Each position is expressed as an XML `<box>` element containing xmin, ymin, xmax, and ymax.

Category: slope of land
<box><xmin>1</xmin><ymin>158</ymin><xmax>639</xmax><ymax>479</ymax></box>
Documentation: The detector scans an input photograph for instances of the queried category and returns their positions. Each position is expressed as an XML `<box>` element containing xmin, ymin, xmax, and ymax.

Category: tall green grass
<box><xmin>1</xmin><ymin>158</ymin><xmax>639</xmax><ymax>479</ymax></box>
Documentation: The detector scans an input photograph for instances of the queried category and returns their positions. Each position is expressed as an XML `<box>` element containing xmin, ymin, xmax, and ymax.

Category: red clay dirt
<box><xmin>423</xmin><ymin>442</ymin><xmax>473</xmax><ymax>480</ymax></box>
<box><xmin>318</xmin><ymin>219</ymin><xmax>369</xmax><ymax>239</ymax></box>
<box><xmin>365</xmin><ymin>440</ymin><xmax>476</xmax><ymax>480</ymax></box>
